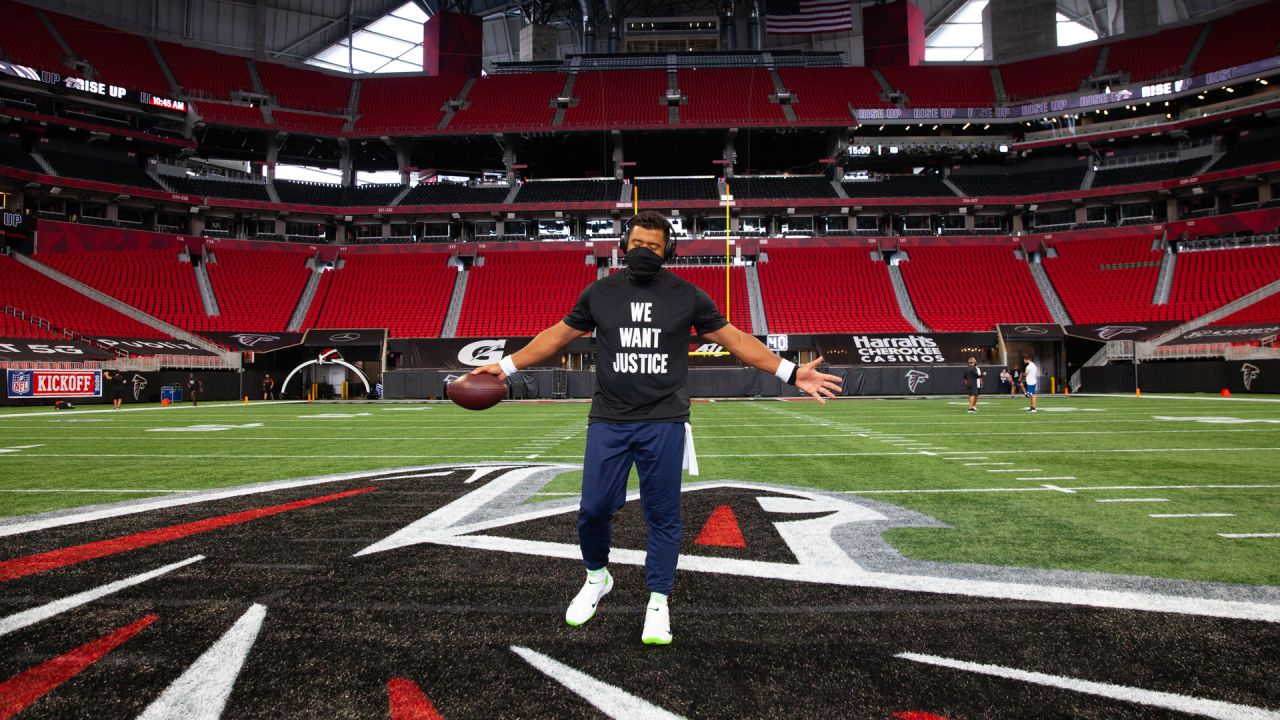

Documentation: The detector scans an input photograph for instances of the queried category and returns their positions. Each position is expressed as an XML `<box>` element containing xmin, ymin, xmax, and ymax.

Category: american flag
<box><xmin>765</xmin><ymin>0</ymin><xmax>853</xmax><ymax>34</ymax></box>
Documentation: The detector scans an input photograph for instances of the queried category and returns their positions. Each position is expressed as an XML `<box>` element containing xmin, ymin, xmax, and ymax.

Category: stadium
<box><xmin>0</xmin><ymin>0</ymin><xmax>1278</xmax><ymax>716</ymax></box>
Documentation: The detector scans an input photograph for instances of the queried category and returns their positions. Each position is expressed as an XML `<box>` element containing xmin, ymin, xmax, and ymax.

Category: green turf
<box><xmin>1</xmin><ymin>394</ymin><xmax>1278</xmax><ymax>586</ymax></box>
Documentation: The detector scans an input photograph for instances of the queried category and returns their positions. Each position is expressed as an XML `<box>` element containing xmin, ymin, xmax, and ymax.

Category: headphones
<box><xmin>620</xmin><ymin>213</ymin><xmax>676</xmax><ymax>260</ymax></box>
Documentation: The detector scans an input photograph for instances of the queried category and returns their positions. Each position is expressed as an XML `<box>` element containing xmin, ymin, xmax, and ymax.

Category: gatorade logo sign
<box><xmin>458</xmin><ymin>339</ymin><xmax>507</xmax><ymax>366</ymax></box>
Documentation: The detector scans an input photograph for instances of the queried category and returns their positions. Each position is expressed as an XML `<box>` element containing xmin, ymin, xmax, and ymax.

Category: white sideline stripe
<box><xmin>842</xmin><ymin>483</ymin><xmax>1280</xmax><ymax>496</ymax></box>
<box><xmin>0</xmin><ymin>489</ymin><xmax>196</xmax><ymax>494</ymax></box>
<box><xmin>1097</xmin><ymin>498</ymin><xmax>1169</xmax><ymax>503</ymax></box>
<box><xmin>946</xmin><ymin>456</ymin><xmax>988</xmax><ymax>460</ymax></box>
<box><xmin>0</xmin><ymin>401</ymin><xmax>307</xmax><ymax>420</ymax></box>
<box><xmin>987</xmin><ymin>469</ymin><xmax>1040</xmax><ymax>473</ymax></box>
<box><xmin>894</xmin><ymin>652</ymin><xmax>1280</xmax><ymax>720</ymax></box>
<box><xmin>1023</xmin><ymin>477</ymin><xmax>1075</xmax><ymax>481</ymax></box>
<box><xmin>1151</xmin><ymin>514</ymin><xmax>1235</xmax><ymax>518</ymax></box>
<box><xmin>965</xmin><ymin>462</ymin><xmax>1013</xmax><ymax>466</ymax></box>
<box><xmin>1219</xmin><ymin>533</ymin><xmax>1280</xmax><ymax>539</ymax></box>
<box><xmin>136</xmin><ymin>603</ymin><xmax>267</xmax><ymax>720</ymax></box>
<box><xmin>0</xmin><ymin>555</ymin><xmax>204</xmax><ymax>637</ymax></box>
<box><xmin>511</xmin><ymin>646</ymin><xmax>685</xmax><ymax>720</ymax></box>
<box><xmin>0</xmin><ymin>463</ymin><xmax>542</xmax><ymax>539</ymax></box>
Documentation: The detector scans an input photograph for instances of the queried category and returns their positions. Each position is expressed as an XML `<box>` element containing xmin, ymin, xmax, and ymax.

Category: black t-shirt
<box><xmin>564</xmin><ymin>268</ymin><xmax>727</xmax><ymax>424</ymax></box>
<box><xmin>963</xmin><ymin>366</ymin><xmax>981</xmax><ymax>391</ymax></box>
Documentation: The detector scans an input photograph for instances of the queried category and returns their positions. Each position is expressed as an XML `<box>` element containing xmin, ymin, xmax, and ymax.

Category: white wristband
<box><xmin>498</xmin><ymin>356</ymin><xmax>519</xmax><ymax>377</ymax></box>
<box><xmin>774</xmin><ymin>359</ymin><xmax>797</xmax><ymax>384</ymax></box>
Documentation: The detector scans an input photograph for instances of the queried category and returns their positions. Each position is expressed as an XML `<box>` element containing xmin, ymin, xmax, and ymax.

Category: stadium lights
<box><xmin>1260</xmin><ymin>78</ymin><xmax>1269</xmax><ymax>85</ymax></box>
<box><xmin>1166</xmin><ymin>113</ymin><xmax>1173</xmax><ymax>119</ymax></box>
<box><xmin>931</xmin><ymin>124</ymin><xmax>938</xmax><ymax>130</ymax></box>
<box><xmin>1225</xmin><ymin>86</ymin><xmax>1235</xmax><ymax>93</ymax></box>
<box><xmin>982</xmin><ymin>124</ymin><xmax>989</xmax><ymax>130</ymax></box>
<box><xmin>1197</xmin><ymin>94</ymin><xmax>1206</xmax><ymax>100</ymax></box>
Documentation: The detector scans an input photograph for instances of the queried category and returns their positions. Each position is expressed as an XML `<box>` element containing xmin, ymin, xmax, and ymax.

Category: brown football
<box><xmin>448</xmin><ymin>372</ymin><xmax>507</xmax><ymax>411</ymax></box>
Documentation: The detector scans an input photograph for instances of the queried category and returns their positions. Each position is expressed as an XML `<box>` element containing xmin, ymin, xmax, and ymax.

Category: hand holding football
<box><xmin>448</xmin><ymin>373</ymin><xmax>507</xmax><ymax>410</ymax></box>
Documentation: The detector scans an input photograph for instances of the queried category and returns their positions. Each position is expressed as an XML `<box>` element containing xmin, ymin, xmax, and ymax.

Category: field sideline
<box><xmin>2</xmin><ymin>393</ymin><xmax>1277</xmax><ymax>586</ymax></box>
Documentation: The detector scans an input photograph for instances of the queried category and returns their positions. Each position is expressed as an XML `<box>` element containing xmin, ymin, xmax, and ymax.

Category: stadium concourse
<box><xmin>1</xmin><ymin>0</ymin><xmax>1280</xmax><ymax>717</ymax></box>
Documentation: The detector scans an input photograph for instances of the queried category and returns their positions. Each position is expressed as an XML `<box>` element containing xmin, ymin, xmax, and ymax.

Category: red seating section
<box><xmin>880</xmin><ymin>66</ymin><xmax>996</xmax><ymax>107</ymax></box>
<box><xmin>36</xmin><ymin>249</ymin><xmax>207</xmax><ymax>331</ymax></box>
<box><xmin>1104</xmin><ymin>25</ymin><xmax>1200</xmax><ymax>82</ymax></box>
<box><xmin>0</xmin><ymin>0</ymin><xmax>66</xmax><ymax>73</ymax></box>
<box><xmin>456</xmin><ymin>251</ymin><xmax>595</xmax><ymax>337</ymax></box>
<box><xmin>1000</xmin><ymin>46</ymin><xmax>1098</xmax><ymax>101</ymax></box>
<box><xmin>1212</xmin><ymin>290</ymin><xmax>1280</xmax><ymax>326</ymax></box>
<box><xmin>562</xmin><ymin>71</ymin><xmax>668</xmax><ymax>128</ymax></box>
<box><xmin>0</xmin><ymin>255</ymin><xmax>167</xmax><ymax>338</ymax></box>
<box><xmin>1193</xmin><ymin>3</ymin><xmax>1280</xmax><ymax>74</ymax></box>
<box><xmin>354</xmin><ymin>75</ymin><xmax>467</xmax><ymax>134</ymax></box>
<box><xmin>47</xmin><ymin>11</ymin><xmax>169</xmax><ymax>95</ymax></box>
<box><xmin>779</xmin><ymin>68</ymin><xmax>889</xmax><ymax>123</ymax></box>
<box><xmin>157</xmin><ymin>41</ymin><xmax>253</xmax><ymax>99</ymax></box>
<box><xmin>195</xmin><ymin>102</ymin><xmax>267</xmax><ymax>128</ymax></box>
<box><xmin>899</xmin><ymin>246</ymin><xmax>1052</xmax><ymax>331</ymax></box>
<box><xmin>668</xmin><ymin>266</ymin><xmax>752</xmax><ymax>334</ymax></box>
<box><xmin>449</xmin><ymin>74</ymin><xmax>565</xmax><ymax>131</ymax></box>
<box><xmin>256</xmin><ymin>61</ymin><xmax>351</xmax><ymax>113</ymax></box>
<box><xmin>306</xmin><ymin>254</ymin><xmax>454</xmax><ymax>337</ymax></box>
<box><xmin>201</xmin><ymin>249</ymin><xmax>311</xmax><ymax>332</ymax></box>
<box><xmin>677</xmin><ymin>69</ymin><xmax>785</xmax><ymax>125</ymax></box>
<box><xmin>1166</xmin><ymin>246</ymin><xmax>1280</xmax><ymax>320</ymax></box>
<box><xmin>1042</xmin><ymin>234</ymin><xmax>1168</xmax><ymax>322</ymax></box>
<box><xmin>272</xmin><ymin>111</ymin><xmax>346</xmax><ymax>135</ymax></box>
<box><xmin>757</xmin><ymin>248</ymin><xmax>912</xmax><ymax>333</ymax></box>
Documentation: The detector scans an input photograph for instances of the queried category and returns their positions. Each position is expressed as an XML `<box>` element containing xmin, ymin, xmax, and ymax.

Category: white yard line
<box><xmin>1218</xmin><ymin>533</ymin><xmax>1280</xmax><ymax>539</ymax></box>
<box><xmin>895</xmin><ymin>652</ymin><xmax>1280</xmax><ymax>720</ymax></box>
<box><xmin>1150</xmin><ymin>514</ymin><xmax>1235</xmax><ymax>518</ymax></box>
<box><xmin>1096</xmin><ymin>498</ymin><xmax>1169</xmax><ymax>503</ymax></box>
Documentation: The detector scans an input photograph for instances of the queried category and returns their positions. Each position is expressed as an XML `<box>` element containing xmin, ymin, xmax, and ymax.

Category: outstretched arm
<box><xmin>703</xmin><ymin>324</ymin><xmax>842</xmax><ymax>403</ymax></box>
<box><xmin>470</xmin><ymin>321</ymin><xmax>586</xmax><ymax>380</ymax></box>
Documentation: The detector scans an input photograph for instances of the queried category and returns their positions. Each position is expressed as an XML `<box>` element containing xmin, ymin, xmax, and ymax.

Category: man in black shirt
<box><xmin>963</xmin><ymin>356</ymin><xmax>983</xmax><ymax>413</ymax></box>
<box><xmin>107</xmin><ymin>370</ymin><xmax>127</xmax><ymax>411</ymax></box>
<box><xmin>186</xmin><ymin>373</ymin><xmax>201</xmax><ymax>407</ymax></box>
<box><xmin>471</xmin><ymin>211</ymin><xmax>841</xmax><ymax>645</ymax></box>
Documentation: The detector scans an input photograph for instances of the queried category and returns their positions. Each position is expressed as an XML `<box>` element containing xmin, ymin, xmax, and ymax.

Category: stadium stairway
<box><xmin>886</xmin><ymin>259</ymin><xmax>930</xmax><ymax>332</ymax></box>
<box><xmin>1149</xmin><ymin>275</ymin><xmax>1280</xmax><ymax>346</ymax></box>
<box><xmin>193</xmin><ymin>252</ymin><xmax>221</xmax><ymax>317</ymax></box>
<box><xmin>287</xmin><ymin>263</ymin><xmax>325</xmax><ymax>332</ymax></box>
<box><xmin>440</xmin><ymin>260</ymin><xmax>468</xmax><ymax>338</ymax></box>
<box><xmin>744</xmin><ymin>264</ymin><xmax>769</xmax><ymax>335</ymax></box>
<box><xmin>1027</xmin><ymin>259</ymin><xmax>1072</xmax><ymax>325</ymax></box>
<box><xmin>9</xmin><ymin>253</ymin><xmax>234</xmax><ymax>362</ymax></box>
<box><xmin>1152</xmin><ymin>245</ymin><xmax>1177</xmax><ymax>305</ymax></box>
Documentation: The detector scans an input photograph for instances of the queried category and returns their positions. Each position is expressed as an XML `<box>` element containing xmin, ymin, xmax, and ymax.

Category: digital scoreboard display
<box><xmin>0</xmin><ymin>61</ymin><xmax>186</xmax><ymax>113</ymax></box>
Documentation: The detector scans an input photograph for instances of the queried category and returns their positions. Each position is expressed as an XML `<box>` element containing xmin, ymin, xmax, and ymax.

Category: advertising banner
<box><xmin>302</xmin><ymin>329</ymin><xmax>388</xmax><ymax>347</ymax></box>
<box><xmin>202</xmin><ymin>332</ymin><xmax>304</xmax><ymax>353</ymax></box>
<box><xmin>81</xmin><ymin>337</ymin><xmax>214</xmax><ymax>357</ymax></box>
<box><xmin>1065</xmin><ymin>323</ymin><xmax>1181</xmax><ymax>342</ymax></box>
<box><xmin>7</xmin><ymin>369</ymin><xmax>102</xmax><ymax>398</ymax></box>
<box><xmin>1166</xmin><ymin>324</ymin><xmax>1280</xmax><ymax>345</ymax></box>
<box><xmin>815</xmin><ymin>333</ymin><xmax>997</xmax><ymax>365</ymax></box>
<box><xmin>0</xmin><ymin>338</ymin><xmax>112</xmax><ymax>362</ymax></box>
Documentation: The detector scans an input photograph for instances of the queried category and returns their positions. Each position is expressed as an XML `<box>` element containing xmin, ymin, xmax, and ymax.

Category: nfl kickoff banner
<box><xmin>7</xmin><ymin>369</ymin><xmax>102</xmax><ymax>398</ymax></box>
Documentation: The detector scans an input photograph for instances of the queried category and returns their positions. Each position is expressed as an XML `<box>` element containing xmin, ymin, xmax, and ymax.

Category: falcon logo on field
<box><xmin>1241</xmin><ymin>363</ymin><xmax>1260</xmax><ymax>391</ymax></box>
<box><xmin>1095</xmin><ymin>325</ymin><xmax>1147</xmax><ymax>340</ymax></box>
<box><xmin>131</xmin><ymin>374</ymin><xmax>148</xmax><ymax>401</ymax></box>
<box><xmin>905</xmin><ymin>369</ymin><xmax>929</xmax><ymax>393</ymax></box>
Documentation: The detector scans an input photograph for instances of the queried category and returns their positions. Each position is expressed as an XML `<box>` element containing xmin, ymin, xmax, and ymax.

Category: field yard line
<box><xmin>1150</xmin><ymin>514</ymin><xmax>1235</xmax><ymax>518</ymax></box>
<box><xmin>0</xmin><ymin>402</ymin><xmax>307</xmax><ymax>420</ymax></box>
<box><xmin>510</xmin><ymin>646</ymin><xmax>685</xmax><ymax>720</ymax></box>
<box><xmin>1073</xmin><ymin>393</ymin><xmax>1280</xmax><ymax>403</ymax></box>
<box><xmin>894</xmin><ymin>652</ymin><xmax>1280</xmax><ymax>720</ymax></box>
<box><xmin>965</xmin><ymin>462</ymin><xmax>1013</xmax><ymax>466</ymax></box>
<box><xmin>1218</xmin><ymin>533</ymin><xmax>1280</xmax><ymax>539</ymax></box>
<box><xmin>0</xmin><ymin>555</ymin><xmax>204</xmax><ymax>637</ymax></box>
<box><xmin>1023</xmin><ymin>476</ymin><xmax>1076</xmax><ymax>480</ymax></box>
<box><xmin>1096</xmin><ymin>498</ymin><xmax>1169</xmax><ymax>503</ymax></box>
<box><xmin>986</xmin><ymin>469</ymin><xmax>1040</xmax><ymax>473</ymax></box>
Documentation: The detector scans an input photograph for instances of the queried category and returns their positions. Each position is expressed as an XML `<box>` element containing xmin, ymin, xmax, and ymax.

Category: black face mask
<box><xmin>625</xmin><ymin>247</ymin><xmax>664</xmax><ymax>283</ymax></box>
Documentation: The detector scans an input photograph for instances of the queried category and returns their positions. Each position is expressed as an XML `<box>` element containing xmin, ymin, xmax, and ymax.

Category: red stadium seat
<box><xmin>456</xmin><ymin>251</ymin><xmax>595</xmax><ymax>337</ymax></box>
<box><xmin>25</xmin><ymin>251</ymin><xmax>200</xmax><ymax>335</ymax></box>
<box><xmin>199</xmin><ymin>249</ymin><xmax>314</xmax><ymax>332</ymax></box>
<box><xmin>305</xmin><ymin>254</ymin><xmax>455</xmax><ymax>337</ymax></box>
<box><xmin>898</xmin><ymin>245</ymin><xmax>1052</xmax><ymax>331</ymax></box>
<box><xmin>757</xmin><ymin>248</ymin><xmax>913</xmax><ymax>333</ymax></box>
<box><xmin>677</xmin><ymin>69</ymin><xmax>785</xmax><ymax>126</ymax></box>
<box><xmin>449</xmin><ymin>74</ymin><xmax>565</xmax><ymax>131</ymax></box>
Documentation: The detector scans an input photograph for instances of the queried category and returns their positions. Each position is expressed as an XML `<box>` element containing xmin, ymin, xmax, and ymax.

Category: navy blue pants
<box><xmin>578</xmin><ymin>421</ymin><xmax>685</xmax><ymax>595</ymax></box>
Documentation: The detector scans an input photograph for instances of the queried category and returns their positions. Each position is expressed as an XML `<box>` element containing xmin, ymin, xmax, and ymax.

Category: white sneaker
<box><xmin>641</xmin><ymin>602</ymin><xmax>672</xmax><ymax>645</ymax></box>
<box><xmin>565</xmin><ymin>570</ymin><xmax>612</xmax><ymax>626</ymax></box>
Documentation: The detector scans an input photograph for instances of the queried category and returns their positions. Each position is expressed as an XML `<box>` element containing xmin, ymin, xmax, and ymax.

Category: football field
<box><xmin>1</xmin><ymin>394</ymin><xmax>1278</xmax><ymax>718</ymax></box>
